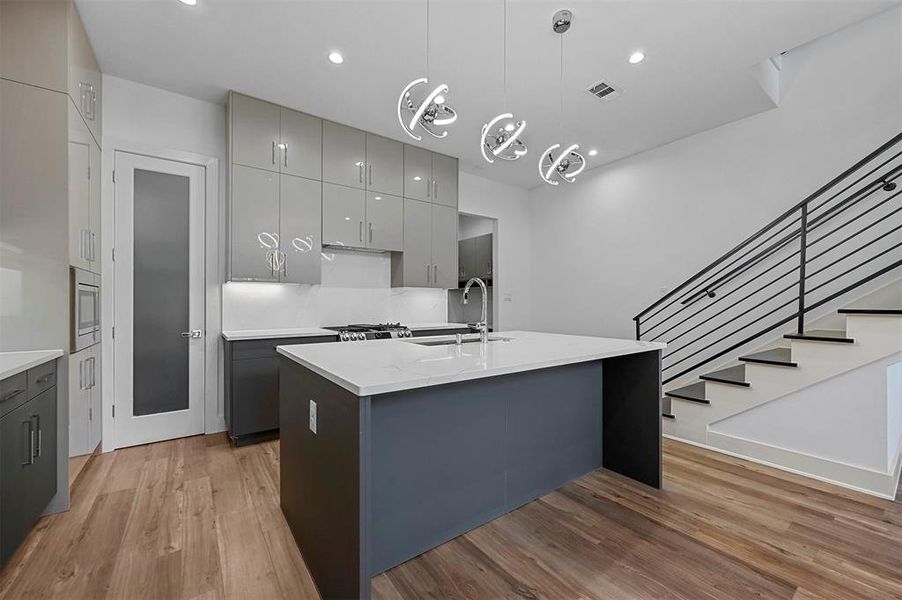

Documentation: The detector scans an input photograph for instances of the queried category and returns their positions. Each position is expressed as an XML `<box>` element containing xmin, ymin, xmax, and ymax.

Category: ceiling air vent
<box><xmin>586</xmin><ymin>80</ymin><xmax>622</xmax><ymax>103</ymax></box>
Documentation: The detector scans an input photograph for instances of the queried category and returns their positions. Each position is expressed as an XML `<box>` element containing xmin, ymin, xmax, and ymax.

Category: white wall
<box><xmin>101</xmin><ymin>74</ymin><xmax>227</xmax><ymax>441</ymax></box>
<box><xmin>528</xmin><ymin>9</ymin><xmax>902</xmax><ymax>339</ymax></box>
<box><xmin>459</xmin><ymin>171</ymin><xmax>532</xmax><ymax>330</ymax></box>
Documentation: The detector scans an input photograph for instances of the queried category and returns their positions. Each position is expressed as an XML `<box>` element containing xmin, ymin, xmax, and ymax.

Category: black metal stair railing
<box><xmin>634</xmin><ymin>132</ymin><xmax>902</xmax><ymax>385</ymax></box>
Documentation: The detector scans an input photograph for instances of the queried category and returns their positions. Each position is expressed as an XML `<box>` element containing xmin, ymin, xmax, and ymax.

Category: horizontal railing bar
<box><xmin>806</xmin><ymin>238</ymin><xmax>902</xmax><ymax>296</ymax></box>
<box><xmin>662</xmin><ymin>312</ymin><xmax>798</xmax><ymax>384</ymax></box>
<box><xmin>645</xmin><ymin>249</ymin><xmax>800</xmax><ymax>340</ymax></box>
<box><xmin>804</xmin><ymin>257</ymin><xmax>902</xmax><ymax>315</ymax></box>
<box><xmin>663</xmin><ymin>281</ymin><xmax>799</xmax><ymax>367</ymax></box>
<box><xmin>658</xmin><ymin>264</ymin><xmax>799</xmax><ymax>347</ymax></box>
<box><xmin>634</xmin><ymin>131</ymin><xmax>902</xmax><ymax>321</ymax></box>
<box><xmin>808</xmin><ymin>188</ymin><xmax>901</xmax><ymax>247</ymax></box>
<box><xmin>806</xmin><ymin>205</ymin><xmax>902</xmax><ymax>266</ymax></box>
<box><xmin>807</xmin><ymin>150</ymin><xmax>902</xmax><ymax>215</ymax></box>
<box><xmin>807</xmin><ymin>166</ymin><xmax>902</xmax><ymax>231</ymax></box>
<box><xmin>805</xmin><ymin>223</ymin><xmax>902</xmax><ymax>281</ymax></box>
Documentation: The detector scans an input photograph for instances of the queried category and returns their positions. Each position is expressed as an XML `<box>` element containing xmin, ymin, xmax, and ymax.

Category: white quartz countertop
<box><xmin>277</xmin><ymin>331</ymin><xmax>665</xmax><ymax>396</ymax></box>
<box><xmin>0</xmin><ymin>350</ymin><xmax>65</xmax><ymax>380</ymax></box>
<box><xmin>222</xmin><ymin>328</ymin><xmax>336</xmax><ymax>341</ymax></box>
<box><xmin>407</xmin><ymin>322</ymin><xmax>472</xmax><ymax>331</ymax></box>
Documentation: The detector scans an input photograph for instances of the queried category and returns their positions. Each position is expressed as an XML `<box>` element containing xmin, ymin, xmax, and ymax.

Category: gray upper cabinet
<box><xmin>279</xmin><ymin>175</ymin><xmax>322</xmax><ymax>284</ymax></box>
<box><xmin>475</xmin><ymin>233</ymin><xmax>493</xmax><ymax>279</ymax></box>
<box><xmin>322</xmin><ymin>183</ymin><xmax>366</xmax><ymax>248</ymax></box>
<box><xmin>398</xmin><ymin>198</ymin><xmax>432</xmax><ymax>287</ymax></box>
<box><xmin>431</xmin><ymin>204</ymin><xmax>458</xmax><ymax>289</ymax></box>
<box><xmin>323</xmin><ymin>121</ymin><xmax>366</xmax><ymax>189</ymax></box>
<box><xmin>431</xmin><ymin>153</ymin><xmax>459</xmax><ymax>208</ymax></box>
<box><xmin>232</xmin><ymin>94</ymin><xmax>281</xmax><ymax>173</ymax></box>
<box><xmin>459</xmin><ymin>237</ymin><xmax>476</xmax><ymax>282</ymax></box>
<box><xmin>280</xmin><ymin>108</ymin><xmax>322</xmax><ymax>180</ymax></box>
<box><xmin>365</xmin><ymin>134</ymin><xmax>403</xmax><ymax>197</ymax></box>
<box><xmin>230</xmin><ymin>165</ymin><xmax>280</xmax><ymax>282</ymax></box>
<box><xmin>403</xmin><ymin>145</ymin><xmax>432</xmax><ymax>201</ymax></box>
<box><xmin>366</xmin><ymin>192</ymin><xmax>403</xmax><ymax>252</ymax></box>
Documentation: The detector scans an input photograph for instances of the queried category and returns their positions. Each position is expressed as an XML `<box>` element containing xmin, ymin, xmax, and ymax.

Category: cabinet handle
<box><xmin>90</xmin><ymin>231</ymin><xmax>96</xmax><ymax>261</ymax></box>
<box><xmin>283</xmin><ymin>143</ymin><xmax>288</xmax><ymax>167</ymax></box>
<box><xmin>272</xmin><ymin>141</ymin><xmax>276</xmax><ymax>165</ymax></box>
<box><xmin>89</xmin><ymin>356</ymin><xmax>96</xmax><ymax>388</ymax></box>
<box><xmin>368</xmin><ymin>222</ymin><xmax>373</xmax><ymax>244</ymax></box>
<box><xmin>1</xmin><ymin>388</ymin><xmax>24</xmax><ymax>403</ymax></box>
<box><xmin>358</xmin><ymin>163</ymin><xmax>363</xmax><ymax>184</ymax></box>
<box><xmin>79</xmin><ymin>359</ymin><xmax>85</xmax><ymax>389</ymax></box>
<box><xmin>358</xmin><ymin>221</ymin><xmax>363</xmax><ymax>242</ymax></box>
<box><xmin>31</xmin><ymin>414</ymin><xmax>41</xmax><ymax>458</ymax></box>
<box><xmin>368</xmin><ymin>164</ymin><xmax>373</xmax><ymax>185</ymax></box>
<box><xmin>21</xmin><ymin>421</ymin><xmax>33</xmax><ymax>465</ymax></box>
<box><xmin>281</xmin><ymin>250</ymin><xmax>287</xmax><ymax>277</ymax></box>
<box><xmin>434</xmin><ymin>264</ymin><xmax>438</xmax><ymax>284</ymax></box>
<box><xmin>426</xmin><ymin>178</ymin><xmax>431</xmax><ymax>198</ymax></box>
<box><xmin>433</xmin><ymin>180</ymin><xmax>438</xmax><ymax>199</ymax></box>
<box><xmin>426</xmin><ymin>264</ymin><xmax>431</xmax><ymax>285</ymax></box>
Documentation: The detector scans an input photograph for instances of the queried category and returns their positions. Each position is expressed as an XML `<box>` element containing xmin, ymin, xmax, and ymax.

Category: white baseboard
<box><xmin>663</xmin><ymin>433</ymin><xmax>898</xmax><ymax>500</ymax></box>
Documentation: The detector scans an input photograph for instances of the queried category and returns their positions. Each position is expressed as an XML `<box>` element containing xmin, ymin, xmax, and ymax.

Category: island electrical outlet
<box><xmin>309</xmin><ymin>400</ymin><xmax>317</xmax><ymax>434</ymax></box>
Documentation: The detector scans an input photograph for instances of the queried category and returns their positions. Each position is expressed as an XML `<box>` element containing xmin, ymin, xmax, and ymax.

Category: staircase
<box><xmin>634</xmin><ymin>133</ymin><xmax>902</xmax><ymax>498</ymax></box>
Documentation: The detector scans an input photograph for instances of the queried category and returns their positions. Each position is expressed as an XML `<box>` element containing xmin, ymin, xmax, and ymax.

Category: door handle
<box><xmin>21</xmin><ymin>421</ymin><xmax>34</xmax><ymax>465</ymax></box>
<box><xmin>180</xmin><ymin>329</ymin><xmax>203</xmax><ymax>339</ymax></box>
<box><xmin>30</xmin><ymin>414</ymin><xmax>41</xmax><ymax>458</ymax></box>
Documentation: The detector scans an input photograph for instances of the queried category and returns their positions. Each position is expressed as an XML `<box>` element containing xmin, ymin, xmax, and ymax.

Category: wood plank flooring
<box><xmin>1</xmin><ymin>434</ymin><xmax>900</xmax><ymax>599</ymax></box>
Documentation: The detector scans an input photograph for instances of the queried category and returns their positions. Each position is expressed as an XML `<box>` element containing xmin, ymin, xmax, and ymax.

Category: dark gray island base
<box><xmin>279</xmin><ymin>349</ymin><xmax>662</xmax><ymax>600</ymax></box>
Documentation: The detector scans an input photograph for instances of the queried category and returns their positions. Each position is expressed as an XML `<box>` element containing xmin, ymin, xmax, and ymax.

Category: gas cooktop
<box><xmin>325</xmin><ymin>323</ymin><xmax>413</xmax><ymax>341</ymax></box>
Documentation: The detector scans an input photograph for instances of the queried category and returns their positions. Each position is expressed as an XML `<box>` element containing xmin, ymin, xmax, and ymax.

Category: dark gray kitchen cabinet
<box><xmin>0</xmin><ymin>360</ymin><xmax>58</xmax><ymax>567</ymax></box>
<box><xmin>224</xmin><ymin>335</ymin><xmax>337</xmax><ymax>446</ymax></box>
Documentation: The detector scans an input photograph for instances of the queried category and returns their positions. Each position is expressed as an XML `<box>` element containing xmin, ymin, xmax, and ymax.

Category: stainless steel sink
<box><xmin>408</xmin><ymin>336</ymin><xmax>513</xmax><ymax>347</ymax></box>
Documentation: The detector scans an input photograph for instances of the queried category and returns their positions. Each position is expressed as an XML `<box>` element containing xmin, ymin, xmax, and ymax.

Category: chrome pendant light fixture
<box><xmin>397</xmin><ymin>0</ymin><xmax>457</xmax><ymax>140</ymax></box>
<box><xmin>480</xmin><ymin>0</ymin><xmax>527</xmax><ymax>163</ymax></box>
<box><xmin>539</xmin><ymin>9</ymin><xmax>585</xmax><ymax>186</ymax></box>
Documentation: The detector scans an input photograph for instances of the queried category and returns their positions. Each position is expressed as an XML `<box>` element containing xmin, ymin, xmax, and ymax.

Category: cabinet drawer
<box><xmin>0</xmin><ymin>373</ymin><xmax>28</xmax><ymax>418</ymax></box>
<box><xmin>27</xmin><ymin>361</ymin><xmax>57</xmax><ymax>400</ymax></box>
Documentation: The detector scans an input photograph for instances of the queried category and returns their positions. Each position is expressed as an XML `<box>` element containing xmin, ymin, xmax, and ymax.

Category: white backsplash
<box><xmin>222</xmin><ymin>250</ymin><xmax>448</xmax><ymax>329</ymax></box>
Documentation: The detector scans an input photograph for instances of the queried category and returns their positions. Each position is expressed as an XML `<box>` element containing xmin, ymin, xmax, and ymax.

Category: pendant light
<box><xmin>480</xmin><ymin>0</ymin><xmax>527</xmax><ymax>163</ymax></box>
<box><xmin>397</xmin><ymin>0</ymin><xmax>458</xmax><ymax>140</ymax></box>
<box><xmin>539</xmin><ymin>9</ymin><xmax>585</xmax><ymax>186</ymax></box>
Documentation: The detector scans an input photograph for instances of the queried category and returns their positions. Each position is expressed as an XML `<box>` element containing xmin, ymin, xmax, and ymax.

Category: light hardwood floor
<box><xmin>1</xmin><ymin>434</ymin><xmax>900</xmax><ymax>599</ymax></box>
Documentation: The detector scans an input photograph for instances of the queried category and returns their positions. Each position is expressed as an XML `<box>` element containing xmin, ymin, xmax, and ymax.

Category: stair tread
<box><xmin>739</xmin><ymin>347</ymin><xmax>797</xmax><ymax>367</ymax></box>
<box><xmin>700</xmin><ymin>364</ymin><xmax>749</xmax><ymax>387</ymax></box>
<box><xmin>838</xmin><ymin>308</ymin><xmax>902</xmax><ymax>315</ymax></box>
<box><xmin>664</xmin><ymin>382</ymin><xmax>709</xmax><ymax>404</ymax></box>
<box><xmin>784</xmin><ymin>329</ymin><xmax>854</xmax><ymax>343</ymax></box>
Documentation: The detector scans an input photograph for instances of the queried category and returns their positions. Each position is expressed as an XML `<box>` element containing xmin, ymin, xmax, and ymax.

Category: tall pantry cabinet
<box><xmin>1</xmin><ymin>0</ymin><xmax>104</xmax><ymax>475</ymax></box>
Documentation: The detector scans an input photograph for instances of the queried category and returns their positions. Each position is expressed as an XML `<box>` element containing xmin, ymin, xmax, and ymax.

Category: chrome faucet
<box><xmin>462</xmin><ymin>277</ymin><xmax>489</xmax><ymax>343</ymax></box>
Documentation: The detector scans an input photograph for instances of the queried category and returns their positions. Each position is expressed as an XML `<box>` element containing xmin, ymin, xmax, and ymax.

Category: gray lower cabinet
<box><xmin>0</xmin><ymin>360</ymin><xmax>58</xmax><ymax>567</ymax></box>
<box><xmin>393</xmin><ymin>198</ymin><xmax>457</xmax><ymax>288</ymax></box>
<box><xmin>279</xmin><ymin>175</ymin><xmax>322</xmax><ymax>284</ymax></box>
<box><xmin>224</xmin><ymin>335</ymin><xmax>337</xmax><ymax>446</ymax></box>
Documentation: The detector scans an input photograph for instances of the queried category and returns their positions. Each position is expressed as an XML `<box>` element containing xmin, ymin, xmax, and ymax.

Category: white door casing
<box><xmin>113</xmin><ymin>151</ymin><xmax>206</xmax><ymax>448</ymax></box>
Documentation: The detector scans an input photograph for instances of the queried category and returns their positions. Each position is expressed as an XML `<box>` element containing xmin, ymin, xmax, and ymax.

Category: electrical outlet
<box><xmin>503</xmin><ymin>292</ymin><xmax>513</xmax><ymax>302</ymax></box>
<box><xmin>309</xmin><ymin>400</ymin><xmax>317</xmax><ymax>434</ymax></box>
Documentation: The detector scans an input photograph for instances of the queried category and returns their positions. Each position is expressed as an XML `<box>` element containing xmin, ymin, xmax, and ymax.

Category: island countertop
<box><xmin>276</xmin><ymin>330</ymin><xmax>665</xmax><ymax>395</ymax></box>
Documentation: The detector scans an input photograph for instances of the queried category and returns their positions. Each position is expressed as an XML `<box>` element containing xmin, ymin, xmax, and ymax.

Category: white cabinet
<box><xmin>68</xmin><ymin>102</ymin><xmax>100</xmax><ymax>273</ymax></box>
<box><xmin>323</xmin><ymin>121</ymin><xmax>366</xmax><ymax>189</ymax></box>
<box><xmin>68</xmin><ymin>344</ymin><xmax>100</xmax><ymax>457</ymax></box>
<box><xmin>392</xmin><ymin>198</ymin><xmax>458</xmax><ymax>288</ymax></box>
<box><xmin>67</xmin><ymin>0</ymin><xmax>101</xmax><ymax>143</ymax></box>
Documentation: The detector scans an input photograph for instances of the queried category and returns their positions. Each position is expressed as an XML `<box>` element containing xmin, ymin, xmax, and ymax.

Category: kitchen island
<box><xmin>277</xmin><ymin>331</ymin><xmax>665</xmax><ymax>599</ymax></box>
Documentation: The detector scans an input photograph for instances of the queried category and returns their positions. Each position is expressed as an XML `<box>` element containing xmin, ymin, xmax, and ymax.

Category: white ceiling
<box><xmin>76</xmin><ymin>0</ymin><xmax>895</xmax><ymax>189</ymax></box>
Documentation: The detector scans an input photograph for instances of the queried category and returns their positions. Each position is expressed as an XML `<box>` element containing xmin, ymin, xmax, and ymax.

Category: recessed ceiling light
<box><xmin>628</xmin><ymin>51</ymin><xmax>646</xmax><ymax>64</ymax></box>
<box><xmin>588</xmin><ymin>149</ymin><xmax>598</xmax><ymax>156</ymax></box>
<box><xmin>179</xmin><ymin>0</ymin><xmax>197</xmax><ymax>5</ymax></box>
<box><xmin>328</xmin><ymin>52</ymin><xmax>344</xmax><ymax>65</ymax></box>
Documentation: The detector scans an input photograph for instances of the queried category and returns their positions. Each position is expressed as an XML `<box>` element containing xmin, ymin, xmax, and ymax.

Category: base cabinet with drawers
<box><xmin>0</xmin><ymin>359</ymin><xmax>59</xmax><ymax>567</ymax></box>
<box><xmin>224</xmin><ymin>335</ymin><xmax>337</xmax><ymax>447</ymax></box>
